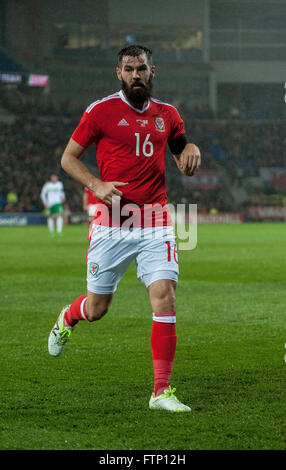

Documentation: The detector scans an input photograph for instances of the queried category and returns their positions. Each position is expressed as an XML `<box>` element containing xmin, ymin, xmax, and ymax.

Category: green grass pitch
<box><xmin>0</xmin><ymin>222</ymin><xmax>286</xmax><ymax>450</ymax></box>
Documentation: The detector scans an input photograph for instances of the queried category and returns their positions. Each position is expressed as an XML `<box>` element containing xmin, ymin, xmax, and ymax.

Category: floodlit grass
<box><xmin>0</xmin><ymin>223</ymin><xmax>286</xmax><ymax>450</ymax></box>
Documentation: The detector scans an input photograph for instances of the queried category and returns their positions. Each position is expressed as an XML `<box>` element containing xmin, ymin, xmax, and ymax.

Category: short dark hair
<box><xmin>117</xmin><ymin>44</ymin><xmax>153</xmax><ymax>67</ymax></box>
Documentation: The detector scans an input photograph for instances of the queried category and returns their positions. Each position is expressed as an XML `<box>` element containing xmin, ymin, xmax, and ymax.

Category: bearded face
<box><xmin>121</xmin><ymin>75</ymin><xmax>153</xmax><ymax>108</ymax></box>
<box><xmin>117</xmin><ymin>52</ymin><xmax>155</xmax><ymax>109</ymax></box>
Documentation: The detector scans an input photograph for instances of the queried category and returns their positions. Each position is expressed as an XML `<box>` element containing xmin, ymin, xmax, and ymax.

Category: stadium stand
<box><xmin>0</xmin><ymin>87</ymin><xmax>285</xmax><ymax>218</ymax></box>
<box><xmin>0</xmin><ymin>0</ymin><xmax>284</xmax><ymax>221</ymax></box>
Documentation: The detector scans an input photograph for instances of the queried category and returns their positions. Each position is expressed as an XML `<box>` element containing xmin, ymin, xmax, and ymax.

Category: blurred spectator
<box><xmin>4</xmin><ymin>186</ymin><xmax>18</xmax><ymax>211</ymax></box>
<box><xmin>209</xmin><ymin>207</ymin><xmax>218</xmax><ymax>214</ymax></box>
<box><xmin>6</xmin><ymin>187</ymin><xmax>18</xmax><ymax>205</ymax></box>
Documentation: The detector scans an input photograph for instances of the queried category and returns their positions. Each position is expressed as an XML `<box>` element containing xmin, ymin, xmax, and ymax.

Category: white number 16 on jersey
<box><xmin>135</xmin><ymin>133</ymin><xmax>154</xmax><ymax>157</ymax></box>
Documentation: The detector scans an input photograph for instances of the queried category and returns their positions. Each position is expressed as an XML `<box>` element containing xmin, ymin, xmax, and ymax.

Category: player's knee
<box><xmin>162</xmin><ymin>292</ymin><xmax>176</xmax><ymax>311</ymax></box>
<box><xmin>85</xmin><ymin>299</ymin><xmax>110</xmax><ymax>322</ymax></box>
<box><xmin>151</xmin><ymin>286</ymin><xmax>176</xmax><ymax>312</ymax></box>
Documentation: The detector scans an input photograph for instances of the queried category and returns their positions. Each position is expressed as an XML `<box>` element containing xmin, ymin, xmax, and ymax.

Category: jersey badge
<box><xmin>154</xmin><ymin>117</ymin><xmax>165</xmax><ymax>132</ymax></box>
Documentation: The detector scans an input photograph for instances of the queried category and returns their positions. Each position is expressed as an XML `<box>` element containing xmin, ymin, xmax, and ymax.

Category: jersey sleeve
<box><xmin>60</xmin><ymin>182</ymin><xmax>66</xmax><ymax>200</ymax></box>
<box><xmin>168</xmin><ymin>107</ymin><xmax>186</xmax><ymax>142</ymax></box>
<box><xmin>71</xmin><ymin>107</ymin><xmax>101</xmax><ymax>148</ymax></box>
<box><xmin>40</xmin><ymin>183</ymin><xmax>48</xmax><ymax>205</ymax></box>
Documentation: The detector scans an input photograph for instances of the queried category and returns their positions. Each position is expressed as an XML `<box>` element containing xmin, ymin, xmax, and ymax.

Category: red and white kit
<box><xmin>72</xmin><ymin>90</ymin><xmax>185</xmax><ymax>293</ymax></box>
<box><xmin>72</xmin><ymin>90</ymin><xmax>185</xmax><ymax>227</ymax></box>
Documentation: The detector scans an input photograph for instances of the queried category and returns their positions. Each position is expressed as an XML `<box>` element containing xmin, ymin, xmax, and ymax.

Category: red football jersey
<box><xmin>72</xmin><ymin>90</ymin><xmax>185</xmax><ymax>226</ymax></box>
<box><xmin>84</xmin><ymin>187</ymin><xmax>97</xmax><ymax>205</ymax></box>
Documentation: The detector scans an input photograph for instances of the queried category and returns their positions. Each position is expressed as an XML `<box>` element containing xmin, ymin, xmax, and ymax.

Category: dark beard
<box><xmin>121</xmin><ymin>77</ymin><xmax>153</xmax><ymax>110</ymax></box>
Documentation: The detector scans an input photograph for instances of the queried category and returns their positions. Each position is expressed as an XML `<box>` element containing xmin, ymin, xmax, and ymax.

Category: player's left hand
<box><xmin>179</xmin><ymin>143</ymin><xmax>201</xmax><ymax>176</ymax></box>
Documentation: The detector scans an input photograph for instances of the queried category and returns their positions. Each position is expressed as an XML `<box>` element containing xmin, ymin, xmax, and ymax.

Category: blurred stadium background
<box><xmin>0</xmin><ymin>0</ymin><xmax>286</xmax><ymax>225</ymax></box>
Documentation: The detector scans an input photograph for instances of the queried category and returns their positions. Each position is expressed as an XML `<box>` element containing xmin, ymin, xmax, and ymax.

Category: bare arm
<box><xmin>172</xmin><ymin>143</ymin><xmax>201</xmax><ymax>177</ymax></box>
<box><xmin>61</xmin><ymin>138</ymin><xmax>99</xmax><ymax>190</ymax></box>
<box><xmin>61</xmin><ymin>138</ymin><xmax>128</xmax><ymax>205</ymax></box>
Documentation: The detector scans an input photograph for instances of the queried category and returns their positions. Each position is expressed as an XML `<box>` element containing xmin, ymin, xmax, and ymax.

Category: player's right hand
<box><xmin>95</xmin><ymin>181</ymin><xmax>128</xmax><ymax>205</ymax></box>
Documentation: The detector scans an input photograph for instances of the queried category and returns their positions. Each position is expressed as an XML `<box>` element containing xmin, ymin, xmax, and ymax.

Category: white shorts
<box><xmin>86</xmin><ymin>225</ymin><xmax>179</xmax><ymax>294</ymax></box>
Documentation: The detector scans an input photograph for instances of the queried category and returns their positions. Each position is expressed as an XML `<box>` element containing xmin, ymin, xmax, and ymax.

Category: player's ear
<box><xmin>116</xmin><ymin>67</ymin><xmax>122</xmax><ymax>81</ymax></box>
<box><xmin>151</xmin><ymin>65</ymin><xmax>156</xmax><ymax>78</ymax></box>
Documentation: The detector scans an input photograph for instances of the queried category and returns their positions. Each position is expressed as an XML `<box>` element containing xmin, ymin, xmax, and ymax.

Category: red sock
<box><xmin>64</xmin><ymin>295</ymin><xmax>87</xmax><ymax>327</ymax></box>
<box><xmin>150</xmin><ymin>312</ymin><xmax>177</xmax><ymax>396</ymax></box>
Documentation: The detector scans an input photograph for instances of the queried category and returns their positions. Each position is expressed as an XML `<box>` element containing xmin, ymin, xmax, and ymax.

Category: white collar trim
<box><xmin>119</xmin><ymin>90</ymin><xmax>150</xmax><ymax>114</ymax></box>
